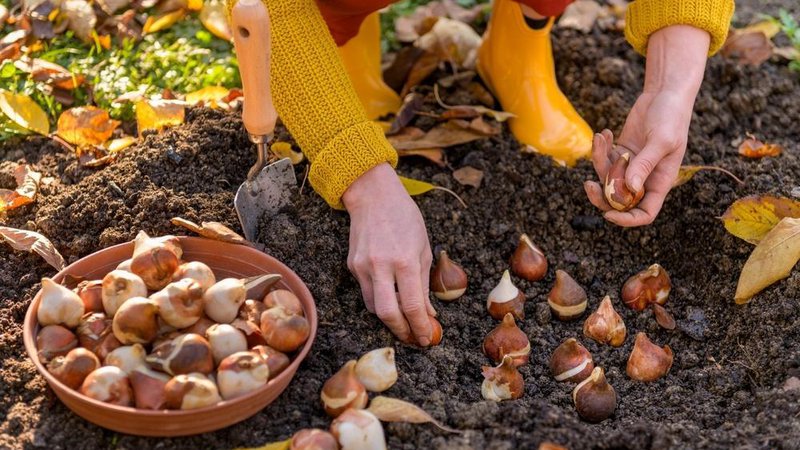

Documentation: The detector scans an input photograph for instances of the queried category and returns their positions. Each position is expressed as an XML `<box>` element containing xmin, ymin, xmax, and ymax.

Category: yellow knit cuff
<box><xmin>309</xmin><ymin>121</ymin><xmax>399</xmax><ymax>210</ymax></box>
<box><xmin>625</xmin><ymin>0</ymin><xmax>735</xmax><ymax>56</ymax></box>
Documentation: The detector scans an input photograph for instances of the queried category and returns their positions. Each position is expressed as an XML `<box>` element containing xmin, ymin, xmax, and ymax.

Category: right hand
<box><xmin>342</xmin><ymin>163</ymin><xmax>437</xmax><ymax>346</ymax></box>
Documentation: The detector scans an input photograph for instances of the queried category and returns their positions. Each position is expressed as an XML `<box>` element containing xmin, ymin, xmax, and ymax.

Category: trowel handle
<box><xmin>231</xmin><ymin>0</ymin><xmax>277</xmax><ymax>138</ymax></box>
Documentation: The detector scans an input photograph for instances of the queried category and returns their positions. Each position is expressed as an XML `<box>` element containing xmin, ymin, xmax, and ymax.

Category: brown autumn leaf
<box><xmin>401</xmin><ymin>51</ymin><xmax>440</xmax><ymax>97</ymax></box>
<box><xmin>388</xmin><ymin>121</ymin><xmax>486</xmax><ymax>150</ymax></box>
<box><xmin>170</xmin><ymin>217</ymin><xmax>251</xmax><ymax>246</ymax></box>
<box><xmin>558</xmin><ymin>0</ymin><xmax>604</xmax><ymax>33</ymax></box>
<box><xmin>434</xmin><ymin>84</ymin><xmax>513</xmax><ymax>122</ymax></box>
<box><xmin>367</xmin><ymin>396</ymin><xmax>461</xmax><ymax>433</ymax></box>
<box><xmin>60</xmin><ymin>0</ymin><xmax>98</xmax><ymax>42</ymax></box>
<box><xmin>96</xmin><ymin>0</ymin><xmax>130</xmax><ymax>14</ymax></box>
<box><xmin>416</xmin><ymin>17</ymin><xmax>481</xmax><ymax>69</ymax></box>
<box><xmin>673</xmin><ymin>165</ymin><xmax>743</xmax><ymax>188</ymax></box>
<box><xmin>0</xmin><ymin>226</ymin><xmax>66</xmax><ymax>270</ymax></box>
<box><xmin>135</xmin><ymin>99</ymin><xmax>186</xmax><ymax>133</ymax></box>
<box><xmin>735</xmin><ymin>217</ymin><xmax>800</xmax><ymax>303</ymax></box>
<box><xmin>397</xmin><ymin>148</ymin><xmax>445</xmax><ymax>167</ymax></box>
<box><xmin>722</xmin><ymin>195</ymin><xmax>800</xmax><ymax>245</ymax></box>
<box><xmin>738</xmin><ymin>133</ymin><xmax>782</xmax><ymax>158</ymax></box>
<box><xmin>57</xmin><ymin>106</ymin><xmax>120</xmax><ymax>147</ymax></box>
<box><xmin>651</xmin><ymin>303</ymin><xmax>676</xmax><ymax>330</ymax></box>
<box><xmin>452</xmin><ymin>166</ymin><xmax>483</xmax><ymax>188</ymax></box>
<box><xmin>15</xmin><ymin>58</ymin><xmax>85</xmax><ymax>90</ymax></box>
<box><xmin>393</xmin><ymin>0</ymin><xmax>484</xmax><ymax>42</ymax></box>
<box><xmin>721</xmin><ymin>30</ymin><xmax>773</xmax><ymax>66</ymax></box>
<box><xmin>0</xmin><ymin>165</ymin><xmax>42</xmax><ymax>212</ymax></box>
<box><xmin>388</xmin><ymin>93</ymin><xmax>424</xmax><ymax>135</ymax></box>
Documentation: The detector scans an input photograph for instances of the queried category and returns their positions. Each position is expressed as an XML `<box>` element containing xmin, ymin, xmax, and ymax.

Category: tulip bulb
<box><xmin>330</xmin><ymin>409</ymin><xmax>387</xmax><ymax>450</ymax></box>
<box><xmin>238</xmin><ymin>299</ymin><xmax>267</xmax><ymax>325</ymax></box>
<box><xmin>203</xmin><ymin>278</ymin><xmax>247</xmax><ymax>324</ymax></box>
<box><xmin>252</xmin><ymin>345</ymin><xmax>290</xmax><ymax>379</ymax></box>
<box><xmin>290</xmin><ymin>429</ymin><xmax>338</xmax><ymax>450</ymax></box>
<box><xmin>217</xmin><ymin>351</ymin><xmax>270</xmax><ymax>400</ymax></box>
<box><xmin>101</xmin><ymin>270</ymin><xmax>147</xmax><ymax>317</ymax></box>
<box><xmin>164</xmin><ymin>372</ymin><xmax>222</xmax><ymax>410</ymax></box>
<box><xmin>572</xmin><ymin>367</ymin><xmax>617</xmax><ymax>423</ymax></box>
<box><xmin>38</xmin><ymin>278</ymin><xmax>85</xmax><ymax>328</ymax></box>
<box><xmin>172</xmin><ymin>261</ymin><xmax>216</xmax><ymax>291</ymax></box>
<box><xmin>133</xmin><ymin>231</ymin><xmax>183</xmax><ymax>259</ymax></box>
<box><xmin>652</xmin><ymin>303</ymin><xmax>676</xmax><ymax>330</ymax></box>
<box><xmin>626</xmin><ymin>333</ymin><xmax>673</xmax><ymax>382</ymax></box>
<box><xmin>151</xmin><ymin>279</ymin><xmax>205</xmax><ymax>329</ymax></box>
<box><xmin>481</xmin><ymin>355</ymin><xmax>524</xmax><ymax>401</ymax></box>
<box><xmin>116</xmin><ymin>259</ymin><xmax>133</xmax><ymax>272</ymax></box>
<box><xmin>182</xmin><ymin>316</ymin><xmax>216</xmax><ymax>336</ymax></box>
<box><xmin>428</xmin><ymin>316</ymin><xmax>443</xmax><ymax>346</ymax></box>
<box><xmin>321</xmin><ymin>360</ymin><xmax>369</xmax><ymax>417</ymax></box>
<box><xmin>354</xmin><ymin>347</ymin><xmax>398</xmax><ymax>393</ymax></box>
<box><xmin>510</xmin><ymin>234</ymin><xmax>548</xmax><ymax>281</ymax></box>
<box><xmin>604</xmin><ymin>151</ymin><xmax>643</xmax><ymax>211</ymax></box>
<box><xmin>76</xmin><ymin>313</ymin><xmax>121</xmax><ymax>362</ymax></box>
<box><xmin>75</xmin><ymin>280</ymin><xmax>104</xmax><ymax>313</ymax></box>
<box><xmin>263</xmin><ymin>289</ymin><xmax>304</xmax><ymax>316</ymax></box>
<box><xmin>130</xmin><ymin>365</ymin><xmax>170</xmax><ymax>410</ymax></box>
<box><xmin>36</xmin><ymin>324</ymin><xmax>78</xmax><ymax>363</ymax></box>
<box><xmin>430</xmin><ymin>250</ymin><xmax>468</xmax><ymax>301</ymax></box>
<box><xmin>261</xmin><ymin>306</ymin><xmax>310</xmax><ymax>353</ymax></box>
<box><xmin>105</xmin><ymin>344</ymin><xmax>147</xmax><ymax>374</ymax></box>
<box><xmin>232</xmin><ymin>318</ymin><xmax>267</xmax><ymax>347</ymax></box>
<box><xmin>130</xmin><ymin>242</ymin><xmax>180</xmax><ymax>291</ymax></box>
<box><xmin>549</xmin><ymin>338</ymin><xmax>594</xmax><ymax>383</ymax></box>
<box><xmin>547</xmin><ymin>270</ymin><xmax>587</xmax><ymax>321</ymax></box>
<box><xmin>112</xmin><ymin>297</ymin><xmax>159</xmax><ymax>344</ymax></box>
<box><xmin>583</xmin><ymin>296</ymin><xmax>626</xmax><ymax>347</ymax></box>
<box><xmin>47</xmin><ymin>347</ymin><xmax>100</xmax><ymax>389</ymax></box>
<box><xmin>486</xmin><ymin>270</ymin><xmax>525</xmax><ymax>321</ymax></box>
<box><xmin>79</xmin><ymin>366</ymin><xmax>133</xmax><ymax>406</ymax></box>
<box><xmin>206</xmin><ymin>323</ymin><xmax>248</xmax><ymax>364</ymax></box>
<box><xmin>147</xmin><ymin>333</ymin><xmax>214</xmax><ymax>376</ymax></box>
<box><xmin>483</xmin><ymin>313</ymin><xmax>530</xmax><ymax>367</ymax></box>
<box><xmin>622</xmin><ymin>264</ymin><xmax>671</xmax><ymax>311</ymax></box>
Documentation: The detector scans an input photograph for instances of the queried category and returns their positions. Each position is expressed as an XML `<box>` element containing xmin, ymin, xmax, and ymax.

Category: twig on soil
<box><xmin>299</xmin><ymin>164</ymin><xmax>310</xmax><ymax>196</ymax></box>
<box><xmin>433</xmin><ymin>186</ymin><xmax>467</xmax><ymax>208</ymax></box>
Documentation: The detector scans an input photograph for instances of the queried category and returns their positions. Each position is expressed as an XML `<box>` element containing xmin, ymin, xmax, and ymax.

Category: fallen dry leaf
<box><xmin>434</xmin><ymin>84</ymin><xmax>513</xmax><ymax>122</ymax></box>
<box><xmin>400</xmin><ymin>176</ymin><xmax>466</xmax><ymax>208</ymax></box>
<box><xmin>0</xmin><ymin>165</ymin><xmax>42</xmax><ymax>212</ymax></box>
<box><xmin>57</xmin><ymin>106</ymin><xmax>120</xmax><ymax>147</ymax></box>
<box><xmin>60</xmin><ymin>0</ymin><xmax>97</xmax><ymax>42</ymax></box>
<box><xmin>394</xmin><ymin>0</ymin><xmax>483</xmax><ymax>42</ymax></box>
<box><xmin>270</xmin><ymin>141</ymin><xmax>304</xmax><ymax>165</ymax></box>
<box><xmin>735</xmin><ymin>217</ymin><xmax>800</xmax><ymax>303</ymax></box>
<box><xmin>0</xmin><ymin>90</ymin><xmax>50</xmax><ymax>135</ymax></box>
<box><xmin>170</xmin><ymin>217</ymin><xmax>251</xmax><ymax>246</ymax></box>
<box><xmin>401</xmin><ymin>51</ymin><xmax>440</xmax><ymax>97</ymax></box>
<box><xmin>721</xmin><ymin>29</ymin><xmax>773</xmax><ymax>66</ymax></box>
<box><xmin>397</xmin><ymin>148</ymin><xmax>445</xmax><ymax>167</ymax></box>
<box><xmin>367</xmin><ymin>396</ymin><xmax>461</xmax><ymax>433</ymax></box>
<box><xmin>143</xmin><ymin>8</ymin><xmax>186</xmax><ymax>34</ymax></box>
<box><xmin>739</xmin><ymin>19</ymin><xmax>781</xmax><ymax>39</ymax></box>
<box><xmin>388</xmin><ymin>121</ymin><xmax>486</xmax><ymax>150</ymax></box>
<box><xmin>452</xmin><ymin>166</ymin><xmax>483</xmax><ymax>188</ymax></box>
<box><xmin>0</xmin><ymin>4</ymin><xmax>8</xmax><ymax>23</ymax></box>
<box><xmin>234</xmin><ymin>439</ymin><xmax>291</xmax><ymax>450</ymax></box>
<box><xmin>15</xmin><ymin>58</ymin><xmax>85</xmax><ymax>90</ymax></box>
<box><xmin>106</xmin><ymin>136</ymin><xmax>136</xmax><ymax>153</ymax></box>
<box><xmin>96</xmin><ymin>0</ymin><xmax>130</xmax><ymax>14</ymax></box>
<box><xmin>388</xmin><ymin>93</ymin><xmax>424</xmax><ymax>135</ymax></box>
<box><xmin>558</xmin><ymin>0</ymin><xmax>604</xmax><ymax>33</ymax></box>
<box><xmin>722</xmin><ymin>195</ymin><xmax>800</xmax><ymax>245</ymax></box>
<box><xmin>0</xmin><ymin>226</ymin><xmax>65</xmax><ymax>270</ymax></box>
<box><xmin>738</xmin><ymin>133</ymin><xmax>782</xmax><ymax>158</ymax></box>
<box><xmin>200</xmin><ymin>1</ymin><xmax>231</xmax><ymax>41</ymax></box>
<box><xmin>416</xmin><ymin>17</ymin><xmax>481</xmax><ymax>69</ymax></box>
<box><xmin>135</xmin><ymin>99</ymin><xmax>186</xmax><ymax>133</ymax></box>
<box><xmin>673</xmin><ymin>165</ymin><xmax>743</xmax><ymax>187</ymax></box>
<box><xmin>185</xmin><ymin>86</ymin><xmax>229</xmax><ymax>108</ymax></box>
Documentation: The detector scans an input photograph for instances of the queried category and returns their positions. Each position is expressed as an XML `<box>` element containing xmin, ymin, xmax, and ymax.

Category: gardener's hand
<box><xmin>584</xmin><ymin>25</ymin><xmax>711</xmax><ymax>227</ymax></box>
<box><xmin>342</xmin><ymin>163</ymin><xmax>437</xmax><ymax>346</ymax></box>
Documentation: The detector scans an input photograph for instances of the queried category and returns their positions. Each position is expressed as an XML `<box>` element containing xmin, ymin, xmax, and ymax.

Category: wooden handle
<box><xmin>231</xmin><ymin>0</ymin><xmax>277</xmax><ymax>137</ymax></box>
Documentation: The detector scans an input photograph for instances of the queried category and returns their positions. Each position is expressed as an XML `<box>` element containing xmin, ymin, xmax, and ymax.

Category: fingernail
<box><xmin>630</xmin><ymin>175</ymin><xmax>643</xmax><ymax>192</ymax></box>
<box><xmin>418</xmin><ymin>337</ymin><xmax>431</xmax><ymax>347</ymax></box>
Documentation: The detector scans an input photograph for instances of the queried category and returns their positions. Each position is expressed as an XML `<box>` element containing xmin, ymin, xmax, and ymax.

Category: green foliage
<box><xmin>772</xmin><ymin>9</ymin><xmax>800</xmax><ymax>72</ymax></box>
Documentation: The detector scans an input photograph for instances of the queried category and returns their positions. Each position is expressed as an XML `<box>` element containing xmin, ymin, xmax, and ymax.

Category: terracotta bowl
<box><xmin>23</xmin><ymin>237</ymin><xmax>317</xmax><ymax>437</ymax></box>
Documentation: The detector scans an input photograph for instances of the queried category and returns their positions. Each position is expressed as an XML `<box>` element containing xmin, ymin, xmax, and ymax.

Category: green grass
<box><xmin>773</xmin><ymin>9</ymin><xmax>800</xmax><ymax>71</ymax></box>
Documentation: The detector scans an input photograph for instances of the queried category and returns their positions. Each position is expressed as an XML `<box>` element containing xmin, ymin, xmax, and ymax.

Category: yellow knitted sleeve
<box><xmin>226</xmin><ymin>0</ymin><xmax>398</xmax><ymax>209</ymax></box>
<box><xmin>625</xmin><ymin>0</ymin><xmax>735</xmax><ymax>56</ymax></box>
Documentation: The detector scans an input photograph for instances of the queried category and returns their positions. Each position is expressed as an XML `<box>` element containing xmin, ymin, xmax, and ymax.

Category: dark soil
<box><xmin>2</xmin><ymin>2</ymin><xmax>800</xmax><ymax>449</ymax></box>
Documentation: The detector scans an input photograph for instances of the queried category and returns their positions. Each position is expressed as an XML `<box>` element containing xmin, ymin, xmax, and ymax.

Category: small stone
<box><xmin>783</xmin><ymin>377</ymin><xmax>800</xmax><ymax>392</ymax></box>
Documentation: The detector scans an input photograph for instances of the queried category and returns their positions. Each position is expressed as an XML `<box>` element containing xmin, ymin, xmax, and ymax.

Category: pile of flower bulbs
<box><xmin>35</xmin><ymin>231</ymin><xmax>310</xmax><ymax>410</ymax></box>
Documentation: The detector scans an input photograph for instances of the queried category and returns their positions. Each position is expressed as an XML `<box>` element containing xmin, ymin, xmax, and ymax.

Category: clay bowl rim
<box><xmin>22</xmin><ymin>236</ymin><xmax>318</xmax><ymax>417</ymax></box>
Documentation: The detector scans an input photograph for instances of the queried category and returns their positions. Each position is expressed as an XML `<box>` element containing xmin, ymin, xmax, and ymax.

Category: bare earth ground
<box><xmin>1</xmin><ymin>1</ymin><xmax>800</xmax><ymax>449</ymax></box>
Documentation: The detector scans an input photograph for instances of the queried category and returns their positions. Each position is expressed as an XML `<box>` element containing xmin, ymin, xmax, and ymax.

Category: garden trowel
<box><xmin>231</xmin><ymin>0</ymin><xmax>295</xmax><ymax>242</ymax></box>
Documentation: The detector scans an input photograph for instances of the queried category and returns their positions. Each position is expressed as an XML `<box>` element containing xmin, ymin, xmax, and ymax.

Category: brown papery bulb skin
<box><xmin>583</xmin><ymin>296</ymin><xmax>627</xmax><ymax>347</ymax></box>
<box><xmin>290</xmin><ymin>428</ymin><xmax>339</xmax><ymax>450</ymax></box>
<box><xmin>130</xmin><ymin>365</ymin><xmax>170</xmax><ymax>410</ymax></box>
<box><xmin>549</xmin><ymin>338</ymin><xmax>594</xmax><ymax>383</ymax></box>
<box><xmin>263</xmin><ymin>289</ymin><xmax>304</xmax><ymax>316</ymax></box>
<box><xmin>261</xmin><ymin>306</ymin><xmax>310</xmax><ymax>353</ymax></box>
<box><xmin>572</xmin><ymin>367</ymin><xmax>617</xmax><ymax>423</ymax></box>
<box><xmin>547</xmin><ymin>270</ymin><xmax>588</xmax><ymax>321</ymax></box>
<box><xmin>652</xmin><ymin>303</ymin><xmax>676</xmax><ymax>330</ymax></box>
<box><xmin>79</xmin><ymin>366</ymin><xmax>133</xmax><ymax>406</ymax></box>
<box><xmin>105</xmin><ymin>344</ymin><xmax>147</xmax><ymax>374</ymax></box>
<box><xmin>75</xmin><ymin>280</ymin><xmax>104</xmax><ymax>313</ymax></box>
<box><xmin>481</xmin><ymin>355</ymin><xmax>524</xmax><ymax>401</ymax></box>
<box><xmin>111</xmin><ymin>297</ymin><xmax>159</xmax><ymax>345</ymax></box>
<box><xmin>252</xmin><ymin>345</ymin><xmax>291</xmax><ymax>379</ymax></box>
<box><xmin>232</xmin><ymin>318</ymin><xmax>268</xmax><ymax>348</ymax></box>
<box><xmin>47</xmin><ymin>347</ymin><xmax>100</xmax><ymax>390</ymax></box>
<box><xmin>626</xmin><ymin>333</ymin><xmax>674</xmax><ymax>382</ymax></box>
<box><xmin>36</xmin><ymin>325</ymin><xmax>78</xmax><ymax>363</ymax></box>
<box><xmin>604</xmin><ymin>152</ymin><xmax>644</xmax><ymax>211</ymax></box>
<box><xmin>486</xmin><ymin>270</ymin><xmax>525</xmax><ymax>321</ymax></box>
<box><xmin>510</xmin><ymin>234</ymin><xmax>548</xmax><ymax>282</ymax></box>
<box><xmin>238</xmin><ymin>299</ymin><xmax>267</xmax><ymax>325</ymax></box>
<box><xmin>164</xmin><ymin>372</ymin><xmax>222</xmax><ymax>410</ymax></box>
<box><xmin>76</xmin><ymin>312</ymin><xmax>121</xmax><ymax>362</ymax></box>
<box><xmin>483</xmin><ymin>313</ymin><xmax>530</xmax><ymax>367</ymax></box>
<box><xmin>130</xmin><ymin>243</ymin><xmax>181</xmax><ymax>291</ymax></box>
<box><xmin>430</xmin><ymin>250</ymin><xmax>468</xmax><ymax>301</ymax></box>
<box><xmin>622</xmin><ymin>264</ymin><xmax>671</xmax><ymax>311</ymax></box>
<box><xmin>151</xmin><ymin>279</ymin><xmax>205</xmax><ymax>329</ymax></box>
<box><xmin>147</xmin><ymin>333</ymin><xmax>214</xmax><ymax>376</ymax></box>
<box><xmin>320</xmin><ymin>360</ymin><xmax>369</xmax><ymax>417</ymax></box>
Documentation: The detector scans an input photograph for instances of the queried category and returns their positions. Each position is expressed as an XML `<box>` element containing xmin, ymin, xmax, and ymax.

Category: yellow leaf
<box><xmin>400</xmin><ymin>176</ymin><xmax>436</xmax><ymax>196</ymax></box>
<box><xmin>270</xmin><ymin>141</ymin><xmax>304</xmax><ymax>165</ymax></box>
<box><xmin>143</xmin><ymin>8</ymin><xmax>187</xmax><ymax>34</ymax></box>
<box><xmin>57</xmin><ymin>106</ymin><xmax>120</xmax><ymax>147</ymax></box>
<box><xmin>673</xmin><ymin>165</ymin><xmax>743</xmax><ymax>187</ymax></box>
<box><xmin>722</xmin><ymin>195</ymin><xmax>800</xmax><ymax>244</ymax></box>
<box><xmin>740</xmin><ymin>20</ymin><xmax>781</xmax><ymax>39</ymax></box>
<box><xmin>367</xmin><ymin>396</ymin><xmax>461</xmax><ymax>433</ymax></box>
<box><xmin>185</xmin><ymin>86</ymin><xmax>229</xmax><ymax>107</ymax></box>
<box><xmin>234</xmin><ymin>439</ymin><xmax>291</xmax><ymax>450</ymax></box>
<box><xmin>135</xmin><ymin>99</ymin><xmax>186</xmax><ymax>133</ymax></box>
<box><xmin>200</xmin><ymin>1</ymin><xmax>232</xmax><ymax>41</ymax></box>
<box><xmin>0</xmin><ymin>90</ymin><xmax>50</xmax><ymax>135</ymax></box>
<box><xmin>735</xmin><ymin>217</ymin><xmax>800</xmax><ymax>303</ymax></box>
<box><xmin>106</xmin><ymin>136</ymin><xmax>136</xmax><ymax>153</ymax></box>
<box><xmin>187</xmin><ymin>0</ymin><xmax>203</xmax><ymax>10</ymax></box>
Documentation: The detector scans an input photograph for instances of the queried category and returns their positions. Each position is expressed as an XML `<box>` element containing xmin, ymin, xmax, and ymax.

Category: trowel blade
<box><xmin>234</xmin><ymin>157</ymin><xmax>296</xmax><ymax>242</ymax></box>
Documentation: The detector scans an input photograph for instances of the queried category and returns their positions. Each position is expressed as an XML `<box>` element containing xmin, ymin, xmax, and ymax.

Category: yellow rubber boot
<box><xmin>477</xmin><ymin>0</ymin><xmax>592</xmax><ymax>166</ymax></box>
<box><xmin>337</xmin><ymin>12</ymin><xmax>401</xmax><ymax>120</ymax></box>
